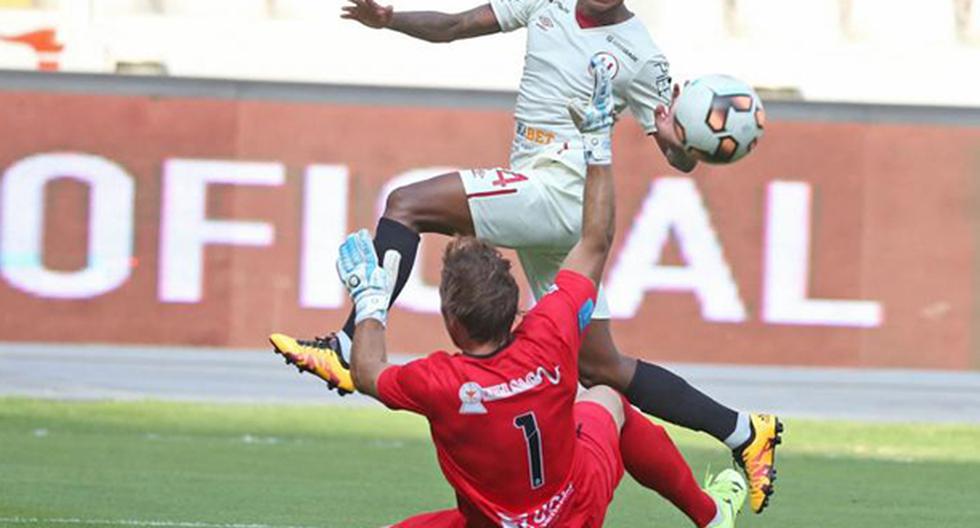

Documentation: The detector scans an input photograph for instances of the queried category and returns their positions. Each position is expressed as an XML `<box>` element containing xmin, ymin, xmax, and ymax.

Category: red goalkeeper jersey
<box><xmin>377</xmin><ymin>270</ymin><xmax>598</xmax><ymax>527</ymax></box>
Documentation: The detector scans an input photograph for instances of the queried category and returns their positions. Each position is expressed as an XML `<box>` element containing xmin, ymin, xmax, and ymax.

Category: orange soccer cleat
<box><xmin>734</xmin><ymin>413</ymin><xmax>783</xmax><ymax>514</ymax></box>
<box><xmin>269</xmin><ymin>333</ymin><xmax>354</xmax><ymax>395</ymax></box>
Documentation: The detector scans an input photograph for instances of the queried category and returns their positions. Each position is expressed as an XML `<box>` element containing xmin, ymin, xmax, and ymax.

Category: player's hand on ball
<box><xmin>568</xmin><ymin>55</ymin><xmax>617</xmax><ymax>165</ymax></box>
<box><xmin>653</xmin><ymin>82</ymin><xmax>683</xmax><ymax>141</ymax></box>
<box><xmin>336</xmin><ymin>230</ymin><xmax>401</xmax><ymax>326</ymax></box>
<box><xmin>341</xmin><ymin>0</ymin><xmax>394</xmax><ymax>29</ymax></box>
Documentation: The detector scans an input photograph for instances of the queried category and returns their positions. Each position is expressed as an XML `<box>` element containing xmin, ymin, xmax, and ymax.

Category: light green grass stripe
<box><xmin>3</xmin><ymin>397</ymin><xmax>979</xmax><ymax>462</ymax></box>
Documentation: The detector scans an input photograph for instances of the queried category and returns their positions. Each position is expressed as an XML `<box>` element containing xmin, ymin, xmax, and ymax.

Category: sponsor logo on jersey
<box><xmin>606</xmin><ymin>34</ymin><xmax>639</xmax><ymax>63</ymax></box>
<box><xmin>517</xmin><ymin>122</ymin><xmax>557</xmax><ymax>145</ymax></box>
<box><xmin>457</xmin><ymin>365</ymin><xmax>562</xmax><ymax>414</ymax></box>
<box><xmin>498</xmin><ymin>482</ymin><xmax>575</xmax><ymax>528</ymax></box>
<box><xmin>652</xmin><ymin>61</ymin><xmax>672</xmax><ymax>102</ymax></box>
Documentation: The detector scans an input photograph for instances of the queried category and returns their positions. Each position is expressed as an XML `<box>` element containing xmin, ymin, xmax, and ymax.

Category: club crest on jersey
<box><xmin>458</xmin><ymin>382</ymin><xmax>487</xmax><ymax>415</ymax></box>
<box><xmin>589</xmin><ymin>52</ymin><xmax>620</xmax><ymax>80</ymax></box>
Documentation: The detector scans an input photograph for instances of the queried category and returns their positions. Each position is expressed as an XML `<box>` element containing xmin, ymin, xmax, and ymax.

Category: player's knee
<box><xmin>578</xmin><ymin>359</ymin><xmax>605</xmax><ymax>388</ymax></box>
<box><xmin>579</xmin><ymin>346</ymin><xmax>633</xmax><ymax>392</ymax></box>
<box><xmin>383</xmin><ymin>186</ymin><xmax>423</xmax><ymax>229</ymax></box>
<box><xmin>578</xmin><ymin>385</ymin><xmax>625</xmax><ymax>431</ymax></box>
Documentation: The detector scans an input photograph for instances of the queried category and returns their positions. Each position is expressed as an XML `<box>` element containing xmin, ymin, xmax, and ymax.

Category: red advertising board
<box><xmin>1</xmin><ymin>89</ymin><xmax>979</xmax><ymax>369</ymax></box>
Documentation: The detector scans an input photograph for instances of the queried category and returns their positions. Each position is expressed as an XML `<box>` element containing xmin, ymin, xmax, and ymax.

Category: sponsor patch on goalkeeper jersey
<box><xmin>498</xmin><ymin>481</ymin><xmax>575</xmax><ymax>527</ymax></box>
<box><xmin>457</xmin><ymin>365</ymin><xmax>562</xmax><ymax>414</ymax></box>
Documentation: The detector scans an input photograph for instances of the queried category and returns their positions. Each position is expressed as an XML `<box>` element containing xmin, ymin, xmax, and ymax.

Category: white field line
<box><xmin>0</xmin><ymin>518</ymin><xmax>319</xmax><ymax>528</ymax></box>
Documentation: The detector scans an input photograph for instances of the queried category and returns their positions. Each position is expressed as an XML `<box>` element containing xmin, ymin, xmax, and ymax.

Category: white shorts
<box><xmin>459</xmin><ymin>161</ymin><xmax>611</xmax><ymax>319</ymax></box>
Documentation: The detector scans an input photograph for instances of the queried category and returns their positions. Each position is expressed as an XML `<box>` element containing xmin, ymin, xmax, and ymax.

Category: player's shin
<box><xmin>623</xmin><ymin>362</ymin><xmax>780</xmax><ymax>514</ymax></box>
<box><xmin>624</xmin><ymin>360</ymin><xmax>740</xmax><ymax>445</ymax></box>
<box><xmin>619</xmin><ymin>397</ymin><xmax>718</xmax><ymax>527</ymax></box>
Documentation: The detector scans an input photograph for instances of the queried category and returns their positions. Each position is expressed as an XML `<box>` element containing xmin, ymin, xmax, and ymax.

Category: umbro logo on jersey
<box><xmin>536</xmin><ymin>15</ymin><xmax>554</xmax><ymax>30</ymax></box>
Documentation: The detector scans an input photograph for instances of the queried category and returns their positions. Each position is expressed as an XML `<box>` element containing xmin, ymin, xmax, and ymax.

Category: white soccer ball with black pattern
<box><xmin>672</xmin><ymin>74</ymin><xmax>766</xmax><ymax>164</ymax></box>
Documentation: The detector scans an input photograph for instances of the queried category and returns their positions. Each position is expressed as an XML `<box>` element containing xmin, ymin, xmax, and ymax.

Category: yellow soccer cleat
<box><xmin>269</xmin><ymin>333</ymin><xmax>355</xmax><ymax>395</ymax></box>
<box><xmin>734</xmin><ymin>413</ymin><xmax>783</xmax><ymax>514</ymax></box>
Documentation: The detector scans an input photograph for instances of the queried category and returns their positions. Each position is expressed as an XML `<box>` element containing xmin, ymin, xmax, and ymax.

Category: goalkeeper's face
<box><xmin>439</xmin><ymin>237</ymin><xmax>519</xmax><ymax>351</ymax></box>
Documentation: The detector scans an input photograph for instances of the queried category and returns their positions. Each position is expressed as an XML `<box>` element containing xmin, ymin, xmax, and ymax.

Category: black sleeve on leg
<box><xmin>342</xmin><ymin>217</ymin><xmax>421</xmax><ymax>337</ymax></box>
<box><xmin>625</xmin><ymin>360</ymin><xmax>738</xmax><ymax>443</ymax></box>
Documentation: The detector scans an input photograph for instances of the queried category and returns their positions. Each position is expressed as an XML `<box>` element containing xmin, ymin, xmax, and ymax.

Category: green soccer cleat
<box><xmin>703</xmin><ymin>468</ymin><xmax>747</xmax><ymax>528</ymax></box>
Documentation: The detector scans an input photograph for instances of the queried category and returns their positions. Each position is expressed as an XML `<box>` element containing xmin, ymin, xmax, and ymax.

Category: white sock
<box><xmin>705</xmin><ymin>496</ymin><xmax>725</xmax><ymax>528</ymax></box>
<box><xmin>723</xmin><ymin>412</ymin><xmax>752</xmax><ymax>450</ymax></box>
<box><xmin>336</xmin><ymin>330</ymin><xmax>352</xmax><ymax>363</ymax></box>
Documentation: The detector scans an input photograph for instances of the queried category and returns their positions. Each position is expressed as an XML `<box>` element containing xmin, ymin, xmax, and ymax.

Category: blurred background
<box><xmin>0</xmin><ymin>0</ymin><xmax>979</xmax><ymax>104</ymax></box>
<box><xmin>1</xmin><ymin>1</ymin><xmax>979</xmax><ymax>527</ymax></box>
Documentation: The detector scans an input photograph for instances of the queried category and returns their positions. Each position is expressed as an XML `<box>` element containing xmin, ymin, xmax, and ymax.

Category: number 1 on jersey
<box><xmin>514</xmin><ymin>412</ymin><xmax>545</xmax><ymax>489</ymax></box>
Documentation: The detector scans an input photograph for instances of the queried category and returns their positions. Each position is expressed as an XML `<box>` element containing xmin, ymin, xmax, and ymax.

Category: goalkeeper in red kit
<box><xmin>273</xmin><ymin>59</ymin><xmax>746</xmax><ymax>528</ymax></box>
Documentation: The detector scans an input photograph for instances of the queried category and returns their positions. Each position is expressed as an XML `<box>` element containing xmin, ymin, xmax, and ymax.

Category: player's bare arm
<box><xmin>342</xmin><ymin>0</ymin><xmax>501</xmax><ymax>43</ymax></box>
<box><xmin>561</xmin><ymin>59</ymin><xmax>617</xmax><ymax>287</ymax></box>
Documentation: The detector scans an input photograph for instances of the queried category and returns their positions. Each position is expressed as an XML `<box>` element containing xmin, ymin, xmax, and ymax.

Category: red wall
<box><xmin>1</xmin><ymin>90</ymin><xmax>979</xmax><ymax>369</ymax></box>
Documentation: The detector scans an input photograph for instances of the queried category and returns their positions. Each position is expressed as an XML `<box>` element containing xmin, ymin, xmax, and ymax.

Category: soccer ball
<box><xmin>672</xmin><ymin>74</ymin><xmax>765</xmax><ymax>164</ymax></box>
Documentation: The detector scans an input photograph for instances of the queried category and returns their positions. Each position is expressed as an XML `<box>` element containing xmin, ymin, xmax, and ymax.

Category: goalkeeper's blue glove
<box><xmin>336</xmin><ymin>229</ymin><xmax>401</xmax><ymax>327</ymax></box>
<box><xmin>568</xmin><ymin>55</ymin><xmax>617</xmax><ymax>165</ymax></box>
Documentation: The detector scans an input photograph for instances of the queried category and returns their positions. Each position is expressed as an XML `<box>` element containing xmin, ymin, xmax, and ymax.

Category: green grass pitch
<box><xmin>2</xmin><ymin>398</ymin><xmax>979</xmax><ymax>527</ymax></box>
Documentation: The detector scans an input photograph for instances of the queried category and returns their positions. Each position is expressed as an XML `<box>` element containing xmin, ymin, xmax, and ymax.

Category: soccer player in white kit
<box><xmin>271</xmin><ymin>0</ymin><xmax>781</xmax><ymax>515</ymax></box>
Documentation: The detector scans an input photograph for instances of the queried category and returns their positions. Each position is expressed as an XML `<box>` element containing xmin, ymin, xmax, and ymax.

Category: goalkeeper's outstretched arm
<box><xmin>561</xmin><ymin>59</ymin><xmax>617</xmax><ymax>287</ymax></box>
<box><xmin>560</xmin><ymin>164</ymin><xmax>615</xmax><ymax>287</ymax></box>
<box><xmin>350</xmin><ymin>319</ymin><xmax>388</xmax><ymax>398</ymax></box>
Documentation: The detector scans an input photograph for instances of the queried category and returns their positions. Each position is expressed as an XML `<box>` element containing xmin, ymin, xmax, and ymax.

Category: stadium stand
<box><xmin>967</xmin><ymin>0</ymin><xmax>980</xmax><ymax>42</ymax></box>
<box><xmin>631</xmin><ymin>0</ymin><xmax>728</xmax><ymax>47</ymax></box>
<box><xmin>161</xmin><ymin>0</ymin><xmax>269</xmax><ymax>19</ymax></box>
<box><xmin>0</xmin><ymin>0</ymin><xmax>976</xmax><ymax>106</ymax></box>
<box><xmin>0</xmin><ymin>36</ymin><xmax>36</xmax><ymax>68</ymax></box>
<box><xmin>844</xmin><ymin>0</ymin><xmax>957</xmax><ymax>45</ymax></box>
<box><xmin>272</xmin><ymin>0</ymin><xmax>333</xmax><ymax>19</ymax></box>
<box><xmin>90</xmin><ymin>0</ymin><xmax>158</xmax><ymax>16</ymax></box>
<box><xmin>730</xmin><ymin>0</ymin><xmax>841</xmax><ymax>44</ymax></box>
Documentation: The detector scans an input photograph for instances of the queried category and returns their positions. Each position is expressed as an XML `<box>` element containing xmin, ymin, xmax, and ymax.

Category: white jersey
<box><xmin>490</xmin><ymin>0</ymin><xmax>673</xmax><ymax>177</ymax></box>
